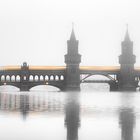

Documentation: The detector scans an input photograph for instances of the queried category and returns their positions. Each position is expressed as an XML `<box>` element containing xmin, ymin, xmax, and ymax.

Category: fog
<box><xmin>0</xmin><ymin>0</ymin><xmax>140</xmax><ymax>66</ymax></box>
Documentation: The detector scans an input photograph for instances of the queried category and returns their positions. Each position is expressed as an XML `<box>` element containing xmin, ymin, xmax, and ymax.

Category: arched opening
<box><xmin>30</xmin><ymin>85</ymin><xmax>60</xmax><ymax>92</ymax></box>
<box><xmin>60</xmin><ymin>75</ymin><xmax>64</xmax><ymax>80</ymax></box>
<box><xmin>6</xmin><ymin>75</ymin><xmax>10</xmax><ymax>82</ymax></box>
<box><xmin>0</xmin><ymin>85</ymin><xmax>19</xmax><ymax>91</ymax></box>
<box><xmin>81</xmin><ymin>74</ymin><xmax>116</xmax><ymax>82</ymax></box>
<box><xmin>1</xmin><ymin>75</ymin><xmax>5</xmax><ymax>81</ymax></box>
<box><xmin>40</xmin><ymin>75</ymin><xmax>44</xmax><ymax>81</ymax></box>
<box><xmin>55</xmin><ymin>75</ymin><xmax>59</xmax><ymax>81</ymax></box>
<box><xmin>35</xmin><ymin>75</ymin><xmax>39</xmax><ymax>81</ymax></box>
<box><xmin>23</xmin><ymin>76</ymin><xmax>26</xmax><ymax>81</ymax></box>
<box><xmin>11</xmin><ymin>75</ymin><xmax>16</xmax><ymax>82</ymax></box>
<box><xmin>137</xmin><ymin>80</ymin><xmax>140</xmax><ymax>91</ymax></box>
<box><xmin>29</xmin><ymin>75</ymin><xmax>34</xmax><ymax>81</ymax></box>
<box><xmin>16</xmin><ymin>75</ymin><xmax>20</xmax><ymax>82</ymax></box>
<box><xmin>50</xmin><ymin>75</ymin><xmax>54</xmax><ymax>81</ymax></box>
<box><xmin>80</xmin><ymin>74</ymin><xmax>115</xmax><ymax>91</ymax></box>
<box><xmin>135</xmin><ymin>77</ymin><xmax>139</xmax><ymax>82</ymax></box>
<box><xmin>45</xmin><ymin>75</ymin><xmax>49</xmax><ymax>81</ymax></box>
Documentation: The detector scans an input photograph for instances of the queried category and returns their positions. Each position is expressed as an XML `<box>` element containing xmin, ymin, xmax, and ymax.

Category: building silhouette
<box><xmin>0</xmin><ymin>26</ymin><xmax>140</xmax><ymax>91</ymax></box>
<box><xmin>65</xmin><ymin>28</ymin><xmax>81</xmax><ymax>91</ymax></box>
<box><xmin>118</xmin><ymin>27</ymin><xmax>137</xmax><ymax>91</ymax></box>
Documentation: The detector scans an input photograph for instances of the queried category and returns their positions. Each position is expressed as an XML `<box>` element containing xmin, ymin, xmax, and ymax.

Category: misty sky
<box><xmin>0</xmin><ymin>0</ymin><xmax>140</xmax><ymax>66</ymax></box>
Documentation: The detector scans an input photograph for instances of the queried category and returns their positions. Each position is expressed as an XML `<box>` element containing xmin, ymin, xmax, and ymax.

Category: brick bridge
<box><xmin>0</xmin><ymin>28</ymin><xmax>140</xmax><ymax>91</ymax></box>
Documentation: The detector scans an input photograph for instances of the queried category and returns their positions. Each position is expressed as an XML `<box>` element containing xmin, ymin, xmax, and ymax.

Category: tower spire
<box><xmin>124</xmin><ymin>24</ymin><xmax>131</xmax><ymax>41</ymax></box>
<box><xmin>70</xmin><ymin>23</ymin><xmax>76</xmax><ymax>40</ymax></box>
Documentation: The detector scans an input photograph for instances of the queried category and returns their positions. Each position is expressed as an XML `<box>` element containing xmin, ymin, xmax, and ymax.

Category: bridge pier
<box><xmin>118</xmin><ymin>83</ymin><xmax>137</xmax><ymax>92</ymax></box>
<box><xmin>20</xmin><ymin>62</ymin><xmax>30</xmax><ymax>91</ymax></box>
<box><xmin>109</xmin><ymin>82</ymin><xmax>118</xmax><ymax>91</ymax></box>
<box><xmin>65</xmin><ymin>85</ymin><xmax>80</xmax><ymax>91</ymax></box>
<box><xmin>20</xmin><ymin>85</ymin><xmax>30</xmax><ymax>91</ymax></box>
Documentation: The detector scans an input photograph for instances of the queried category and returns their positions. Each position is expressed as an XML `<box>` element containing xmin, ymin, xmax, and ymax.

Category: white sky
<box><xmin>0</xmin><ymin>0</ymin><xmax>140</xmax><ymax>66</ymax></box>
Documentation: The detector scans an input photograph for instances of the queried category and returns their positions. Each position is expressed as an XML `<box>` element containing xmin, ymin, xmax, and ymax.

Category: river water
<box><xmin>0</xmin><ymin>85</ymin><xmax>140</xmax><ymax>140</ymax></box>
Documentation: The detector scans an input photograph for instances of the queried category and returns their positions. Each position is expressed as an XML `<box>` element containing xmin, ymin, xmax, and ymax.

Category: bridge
<box><xmin>0</xmin><ymin>27</ymin><xmax>140</xmax><ymax>91</ymax></box>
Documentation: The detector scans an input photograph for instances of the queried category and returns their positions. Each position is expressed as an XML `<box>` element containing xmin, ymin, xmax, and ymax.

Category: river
<box><xmin>0</xmin><ymin>85</ymin><xmax>139</xmax><ymax>140</ymax></box>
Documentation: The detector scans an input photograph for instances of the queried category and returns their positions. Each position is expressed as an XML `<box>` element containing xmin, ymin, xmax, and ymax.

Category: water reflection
<box><xmin>119</xmin><ymin>107</ymin><xmax>135</xmax><ymax>140</ymax></box>
<box><xmin>65</xmin><ymin>93</ymin><xmax>80</xmax><ymax>140</ymax></box>
<box><xmin>119</xmin><ymin>93</ymin><xmax>136</xmax><ymax>140</ymax></box>
<box><xmin>0</xmin><ymin>91</ymin><xmax>139</xmax><ymax>140</ymax></box>
<box><xmin>20</xmin><ymin>95</ymin><xmax>29</xmax><ymax>119</ymax></box>
<box><xmin>0</xmin><ymin>92</ymin><xmax>81</xmax><ymax>140</ymax></box>
<box><xmin>0</xmin><ymin>92</ymin><xmax>64</xmax><ymax>117</ymax></box>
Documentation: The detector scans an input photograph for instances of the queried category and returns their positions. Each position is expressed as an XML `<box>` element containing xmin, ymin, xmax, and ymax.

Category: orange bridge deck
<box><xmin>0</xmin><ymin>65</ymin><xmax>140</xmax><ymax>71</ymax></box>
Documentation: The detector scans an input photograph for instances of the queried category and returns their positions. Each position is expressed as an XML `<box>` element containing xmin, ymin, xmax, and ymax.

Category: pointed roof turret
<box><xmin>124</xmin><ymin>24</ymin><xmax>131</xmax><ymax>41</ymax></box>
<box><xmin>70</xmin><ymin>23</ymin><xmax>76</xmax><ymax>40</ymax></box>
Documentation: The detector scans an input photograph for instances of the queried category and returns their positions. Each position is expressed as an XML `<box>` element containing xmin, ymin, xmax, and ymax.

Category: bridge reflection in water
<box><xmin>0</xmin><ymin>92</ymin><xmax>138</xmax><ymax>140</ymax></box>
<box><xmin>119</xmin><ymin>107</ymin><xmax>135</xmax><ymax>140</ymax></box>
<box><xmin>65</xmin><ymin>93</ymin><xmax>80</xmax><ymax>140</ymax></box>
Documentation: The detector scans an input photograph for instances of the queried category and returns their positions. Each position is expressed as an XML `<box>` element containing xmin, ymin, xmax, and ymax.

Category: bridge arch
<box><xmin>0</xmin><ymin>84</ymin><xmax>20</xmax><ymax>91</ymax></box>
<box><xmin>45</xmin><ymin>75</ymin><xmax>49</xmax><ymax>81</ymax></box>
<box><xmin>50</xmin><ymin>75</ymin><xmax>54</xmax><ymax>81</ymax></box>
<box><xmin>16</xmin><ymin>75</ymin><xmax>20</xmax><ymax>82</ymax></box>
<box><xmin>80</xmin><ymin>73</ymin><xmax>118</xmax><ymax>91</ymax></box>
<box><xmin>40</xmin><ymin>75</ymin><xmax>44</xmax><ymax>81</ymax></box>
<box><xmin>6</xmin><ymin>75</ymin><xmax>10</xmax><ymax>82</ymax></box>
<box><xmin>81</xmin><ymin>73</ymin><xmax>117</xmax><ymax>83</ymax></box>
<box><xmin>1</xmin><ymin>75</ymin><xmax>5</xmax><ymax>81</ymax></box>
<box><xmin>29</xmin><ymin>75</ymin><xmax>34</xmax><ymax>81</ymax></box>
<box><xmin>29</xmin><ymin>84</ymin><xmax>62</xmax><ymax>91</ymax></box>
<box><xmin>34</xmin><ymin>75</ymin><xmax>39</xmax><ymax>81</ymax></box>
<box><xmin>60</xmin><ymin>75</ymin><xmax>64</xmax><ymax>80</ymax></box>
<box><xmin>55</xmin><ymin>75</ymin><xmax>59</xmax><ymax>81</ymax></box>
<box><xmin>11</xmin><ymin>75</ymin><xmax>16</xmax><ymax>82</ymax></box>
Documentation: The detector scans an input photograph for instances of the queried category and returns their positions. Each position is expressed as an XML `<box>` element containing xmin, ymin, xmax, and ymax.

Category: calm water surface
<box><xmin>0</xmin><ymin>86</ymin><xmax>140</xmax><ymax>140</ymax></box>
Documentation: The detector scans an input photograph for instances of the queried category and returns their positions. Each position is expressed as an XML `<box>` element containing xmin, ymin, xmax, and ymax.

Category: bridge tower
<box><xmin>118</xmin><ymin>27</ymin><xmax>137</xmax><ymax>91</ymax></box>
<box><xmin>20</xmin><ymin>62</ymin><xmax>30</xmax><ymax>91</ymax></box>
<box><xmin>65</xmin><ymin>27</ymin><xmax>81</xmax><ymax>91</ymax></box>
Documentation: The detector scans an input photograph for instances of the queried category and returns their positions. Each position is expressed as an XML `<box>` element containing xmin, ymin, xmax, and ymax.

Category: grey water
<box><xmin>0</xmin><ymin>85</ymin><xmax>140</xmax><ymax>140</ymax></box>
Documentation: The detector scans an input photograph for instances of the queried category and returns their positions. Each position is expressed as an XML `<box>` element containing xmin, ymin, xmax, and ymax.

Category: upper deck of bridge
<box><xmin>0</xmin><ymin>66</ymin><xmax>115</xmax><ymax>70</ymax></box>
<box><xmin>0</xmin><ymin>65</ymin><xmax>140</xmax><ymax>71</ymax></box>
<box><xmin>0</xmin><ymin>65</ymin><xmax>126</xmax><ymax>71</ymax></box>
